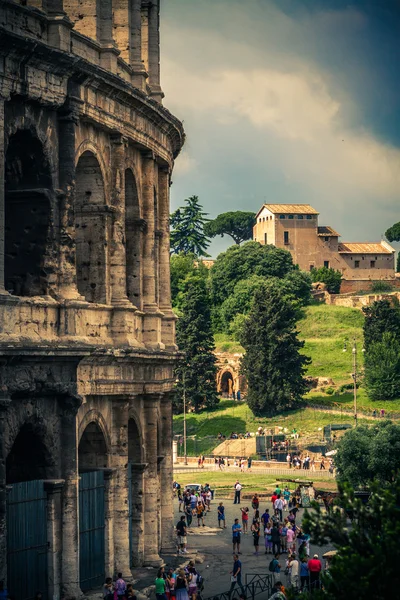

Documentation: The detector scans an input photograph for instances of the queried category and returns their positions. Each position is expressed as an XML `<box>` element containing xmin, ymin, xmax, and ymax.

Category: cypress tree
<box><xmin>175</xmin><ymin>275</ymin><xmax>219</xmax><ymax>413</ymax></box>
<box><xmin>240</xmin><ymin>281</ymin><xmax>310</xmax><ymax>416</ymax></box>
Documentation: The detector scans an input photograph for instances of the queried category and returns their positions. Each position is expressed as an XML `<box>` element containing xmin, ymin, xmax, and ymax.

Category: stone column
<box><xmin>0</xmin><ymin>393</ymin><xmax>11</xmax><ymax>586</ymax></box>
<box><xmin>130</xmin><ymin>463</ymin><xmax>146</xmax><ymax>566</ymax></box>
<box><xmin>60</xmin><ymin>396</ymin><xmax>82</xmax><ymax>599</ymax></box>
<box><xmin>158</xmin><ymin>168</ymin><xmax>177</xmax><ymax>350</ymax></box>
<box><xmin>44</xmin><ymin>480</ymin><xmax>64</xmax><ymax>600</ymax></box>
<box><xmin>130</xmin><ymin>0</ymin><xmax>147</xmax><ymax>90</ymax></box>
<box><xmin>143</xmin><ymin>394</ymin><xmax>162</xmax><ymax>566</ymax></box>
<box><xmin>159</xmin><ymin>393</ymin><xmax>174</xmax><ymax>550</ymax></box>
<box><xmin>147</xmin><ymin>0</ymin><xmax>164</xmax><ymax>102</ymax></box>
<box><xmin>111</xmin><ymin>400</ymin><xmax>132</xmax><ymax>579</ymax></box>
<box><xmin>142</xmin><ymin>154</ymin><xmax>163</xmax><ymax>349</ymax></box>
<box><xmin>0</xmin><ymin>97</ymin><xmax>6</xmax><ymax>294</ymax></box>
<box><xmin>58</xmin><ymin>102</ymin><xmax>83</xmax><ymax>300</ymax></box>
<box><xmin>112</xmin><ymin>0</ymin><xmax>131</xmax><ymax>63</ymax></box>
<box><xmin>99</xmin><ymin>0</ymin><xmax>119</xmax><ymax>72</ymax></box>
<box><xmin>104</xmin><ymin>469</ymin><xmax>115</xmax><ymax>579</ymax></box>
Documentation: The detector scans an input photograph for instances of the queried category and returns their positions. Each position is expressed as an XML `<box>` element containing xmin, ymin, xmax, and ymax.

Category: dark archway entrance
<box><xmin>6</xmin><ymin>424</ymin><xmax>51</xmax><ymax>600</ymax></box>
<box><xmin>4</xmin><ymin>130</ymin><xmax>52</xmax><ymax>296</ymax></box>
<box><xmin>128</xmin><ymin>418</ymin><xmax>144</xmax><ymax>567</ymax></box>
<box><xmin>125</xmin><ymin>169</ymin><xmax>141</xmax><ymax>307</ymax></box>
<box><xmin>220</xmin><ymin>371</ymin><xmax>234</xmax><ymax>397</ymax></box>
<box><xmin>78</xmin><ymin>422</ymin><xmax>108</xmax><ymax>591</ymax></box>
<box><xmin>75</xmin><ymin>151</ymin><xmax>108</xmax><ymax>304</ymax></box>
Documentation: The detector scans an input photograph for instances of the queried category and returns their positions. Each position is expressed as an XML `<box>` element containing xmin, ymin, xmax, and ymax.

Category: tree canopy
<box><xmin>302</xmin><ymin>481</ymin><xmax>400</xmax><ymax>600</ymax></box>
<box><xmin>175</xmin><ymin>275</ymin><xmax>219</xmax><ymax>413</ymax></box>
<box><xmin>209</xmin><ymin>241</ymin><xmax>296</xmax><ymax>307</ymax></box>
<box><xmin>310</xmin><ymin>266</ymin><xmax>342</xmax><ymax>294</ymax></box>
<box><xmin>170</xmin><ymin>196</ymin><xmax>211</xmax><ymax>257</ymax></box>
<box><xmin>363</xmin><ymin>298</ymin><xmax>400</xmax><ymax>350</ymax></box>
<box><xmin>385</xmin><ymin>221</ymin><xmax>400</xmax><ymax>242</ymax></box>
<box><xmin>365</xmin><ymin>332</ymin><xmax>400</xmax><ymax>401</ymax></box>
<box><xmin>334</xmin><ymin>421</ymin><xmax>400</xmax><ymax>487</ymax></box>
<box><xmin>204</xmin><ymin>211</ymin><xmax>256</xmax><ymax>245</ymax></box>
<box><xmin>170</xmin><ymin>252</ymin><xmax>209</xmax><ymax>309</ymax></box>
<box><xmin>240</xmin><ymin>280</ymin><xmax>310</xmax><ymax>416</ymax></box>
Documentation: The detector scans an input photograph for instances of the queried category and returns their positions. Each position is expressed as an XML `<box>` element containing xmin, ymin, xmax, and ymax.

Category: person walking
<box><xmin>308</xmin><ymin>554</ymin><xmax>322</xmax><ymax>590</ymax></box>
<box><xmin>232</xmin><ymin>518</ymin><xmax>242</xmax><ymax>554</ymax></box>
<box><xmin>251</xmin><ymin>520</ymin><xmax>260</xmax><ymax>556</ymax></box>
<box><xmin>300</xmin><ymin>558</ymin><xmax>309</xmax><ymax>591</ymax></box>
<box><xmin>247</xmin><ymin>456</ymin><xmax>252</xmax><ymax>471</ymax></box>
<box><xmin>156</xmin><ymin>568</ymin><xmax>168</xmax><ymax>600</ymax></box>
<box><xmin>184</xmin><ymin>502</ymin><xmax>193</xmax><ymax>528</ymax></box>
<box><xmin>218</xmin><ymin>502</ymin><xmax>226</xmax><ymax>528</ymax></box>
<box><xmin>271</xmin><ymin>523</ymin><xmax>281</xmax><ymax>555</ymax></box>
<box><xmin>289</xmin><ymin>555</ymin><xmax>299</xmax><ymax>590</ymax></box>
<box><xmin>176</xmin><ymin>515</ymin><xmax>188</xmax><ymax>554</ymax></box>
<box><xmin>229</xmin><ymin>554</ymin><xmax>245</xmax><ymax>597</ymax></box>
<box><xmin>233</xmin><ymin>481</ymin><xmax>242</xmax><ymax>504</ymax></box>
<box><xmin>274</xmin><ymin>495</ymin><xmax>284</xmax><ymax>522</ymax></box>
<box><xmin>196</xmin><ymin>501</ymin><xmax>205</xmax><ymax>527</ymax></box>
<box><xmin>269</xmin><ymin>554</ymin><xmax>281</xmax><ymax>583</ymax></box>
<box><xmin>264</xmin><ymin>523</ymin><xmax>273</xmax><ymax>554</ymax></box>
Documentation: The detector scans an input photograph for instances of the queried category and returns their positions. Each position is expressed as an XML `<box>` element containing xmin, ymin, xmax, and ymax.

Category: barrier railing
<box><xmin>204</xmin><ymin>574</ymin><xmax>274</xmax><ymax>600</ymax></box>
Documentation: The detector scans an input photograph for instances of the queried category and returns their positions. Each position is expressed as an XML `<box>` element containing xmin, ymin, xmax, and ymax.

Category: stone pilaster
<box><xmin>46</xmin><ymin>1</ymin><xmax>73</xmax><ymax>52</ymax></box>
<box><xmin>111</xmin><ymin>400</ymin><xmax>132</xmax><ymax>579</ymax></box>
<box><xmin>44</xmin><ymin>480</ymin><xmax>64</xmax><ymax>600</ymax></box>
<box><xmin>158</xmin><ymin>167</ymin><xmax>177</xmax><ymax>350</ymax></box>
<box><xmin>147</xmin><ymin>0</ymin><xmax>164</xmax><ymax>102</ymax></box>
<box><xmin>58</xmin><ymin>101</ymin><xmax>83</xmax><ymax>300</ymax></box>
<box><xmin>131</xmin><ymin>0</ymin><xmax>148</xmax><ymax>90</ymax></box>
<box><xmin>143</xmin><ymin>394</ymin><xmax>162</xmax><ymax>566</ymax></box>
<box><xmin>0</xmin><ymin>97</ymin><xmax>6</xmax><ymax>294</ymax></box>
<box><xmin>142</xmin><ymin>154</ymin><xmax>164</xmax><ymax>349</ymax></box>
<box><xmin>99</xmin><ymin>0</ymin><xmax>119</xmax><ymax>72</ymax></box>
<box><xmin>159</xmin><ymin>393</ymin><xmax>174</xmax><ymax>549</ymax></box>
<box><xmin>130</xmin><ymin>463</ymin><xmax>146</xmax><ymax>566</ymax></box>
<box><xmin>104</xmin><ymin>469</ymin><xmax>115</xmax><ymax>580</ymax></box>
<box><xmin>60</xmin><ymin>395</ymin><xmax>83</xmax><ymax>600</ymax></box>
<box><xmin>0</xmin><ymin>393</ymin><xmax>11</xmax><ymax>586</ymax></box>
<box><xmin>110</xmin><ymin>135</ymin><xmax>131</xmax><ymax>308</ymax></box>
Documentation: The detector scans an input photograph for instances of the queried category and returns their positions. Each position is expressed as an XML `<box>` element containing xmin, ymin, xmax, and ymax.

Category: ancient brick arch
<box><xmin>216</xmin><ymin>352</ymin><xmax>247</xmax><ymax>397</ymax></box>
<box><xmin>78</xmin><ymin>408</ymin><xmax>112</xmax><ymax>453</ymax></box>
<box><xmin>6</xmin><ymin>420</ymin><xmax>56</xmax><ymax>484</ymax></box>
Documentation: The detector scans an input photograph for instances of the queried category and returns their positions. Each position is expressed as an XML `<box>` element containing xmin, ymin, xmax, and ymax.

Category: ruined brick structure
<box><xmin>0</xmin><ymin>0</ymin><xmax>184</xmax><ymax>597</ymax></box>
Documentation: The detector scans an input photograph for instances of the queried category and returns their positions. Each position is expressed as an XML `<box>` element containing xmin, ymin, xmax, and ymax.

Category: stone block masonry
<box><xmin>0</xmin><ymin>1</ymin><xmax>184</xmax><ymax>597</ymax></box>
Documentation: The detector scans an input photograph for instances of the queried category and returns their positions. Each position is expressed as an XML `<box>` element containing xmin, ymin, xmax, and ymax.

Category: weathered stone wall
<box><xmin>0</xmin><ymin>0</ymin><xmax>182</xmax><ymax>595</ymax></box>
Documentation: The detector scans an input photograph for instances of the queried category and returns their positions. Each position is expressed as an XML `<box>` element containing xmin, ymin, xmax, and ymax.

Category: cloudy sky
<box><xmin>161</xmin><ymin>0</ymin><xmax>400</xmax><ymax>257</ymax></box>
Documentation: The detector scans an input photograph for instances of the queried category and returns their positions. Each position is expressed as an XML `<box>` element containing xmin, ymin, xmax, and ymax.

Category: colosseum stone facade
<box><xmin>0</xmin><ymin>1</ymin><xmax>184</xmax><ymax>597</ymax></box>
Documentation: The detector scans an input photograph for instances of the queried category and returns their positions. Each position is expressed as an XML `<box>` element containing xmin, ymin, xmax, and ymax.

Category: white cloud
<box><xmin>173</xmin><ymin>150</ymin><xmax>197</xmax><ymax>176</ymax></box>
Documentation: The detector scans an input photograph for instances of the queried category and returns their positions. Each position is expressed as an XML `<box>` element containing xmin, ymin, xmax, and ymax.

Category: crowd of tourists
<box><xmin>103</xmin><ymin>574</ymin><xmax>137</xmax><ymax>599</ymax></box>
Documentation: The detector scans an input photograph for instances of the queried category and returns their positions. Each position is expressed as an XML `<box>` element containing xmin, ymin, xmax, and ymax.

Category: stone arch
<box><xmin>125</xmin><ymin>168</ymin><xmax>142</xmax><ymax>306</ymax></box>
<box><xmin>128</xmin><ymin>415</ymin><xmax>143</xmax><ymax>463</ymax></box>
<box><xmin>78</xmin><ymin>420</ymin><xmax>109</xmax><ymax>470</ymax></box>
<box><xmin>4</xmin><ymin>129</ymin><xmax>53</xmax><ymax>296</ymax></box>
<box><xmin>75</xmin><ymin>141</ymin><xmax>109</xmax><ymax>195</ymax></box>
<box><xmin>75</xmin><ymin>150</ymin><xmax>109</xmax><ymax>304</ymax></box>
<box><xmin>78</xmin><ymin>408</ymin><xmax>112</xmax><ymax>454</ymax></box>
<box><xmin>219</xmin><ymin>369</ymin><xmax>234</xmax><ymax>397</ymax></box>
<box><xmin>6</xmin><ymin>421</ymin><xmax>54</xmax><ymax>484</ymax></box>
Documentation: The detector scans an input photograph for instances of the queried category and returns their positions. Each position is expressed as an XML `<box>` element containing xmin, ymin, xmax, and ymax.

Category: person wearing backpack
<box><xmin>268</xmin><ymin>554</ymin><xmax>281</xmax><ymax>583</ymax></box>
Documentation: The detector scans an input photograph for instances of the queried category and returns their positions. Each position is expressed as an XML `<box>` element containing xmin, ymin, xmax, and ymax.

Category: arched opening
<box><xmin>6</xmin><ymin>424</ymin><xmax>52</xmax><ymax>600</ymax></box>
<box><xmin>125</xmin><ymin>169</ymin><xmax>141</xmax><ymax>306</ymax></box>
<box><xmin>78</xmin><ymin>421</ymin><xmax>108</xmax><ymax>590</ymax></box>
<box><xmin>4</xmin><ymin>130</ymin><xmax>52</xmax><ymax>296</ymax></box>
<box><xmin>220</xmin><ymin>371</ymin><xmax>234</xmax><ymax>397</ymax></box>
<box><xmin>128</xmin><ymin>417</ymin><xmax>144</xmax><ymax>566</ymax></box>
<box><xmin>75</xmin><ymin>151</ymin><xmax>108</xmax><ymax>304</ymax></box>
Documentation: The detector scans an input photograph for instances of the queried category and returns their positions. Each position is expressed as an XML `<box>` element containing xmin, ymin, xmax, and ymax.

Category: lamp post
<box><xmin>343</xmin><ymin>337</ymin><xmax>365</xmax><ymax>427</ymax></box>
<box><xmin>183</xmin><ymin>369</ymin><xmax>187</xmax><ymax>465</ymax></box>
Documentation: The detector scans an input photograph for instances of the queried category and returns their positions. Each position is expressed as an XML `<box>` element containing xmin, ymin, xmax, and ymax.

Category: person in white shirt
<box><xmin>234</xmin><ymin>481</ymin><xmax>242</xmax><ymax>504</ymax></box>
<box><xmin>289</xmin><ymin>555</ymin><xmax>299</xmax><ymax>590</ymax></box>
<box><xmin>274</xmin><ymin>496</ymin><xmax>284</xmax><ymax>521</ymax></box>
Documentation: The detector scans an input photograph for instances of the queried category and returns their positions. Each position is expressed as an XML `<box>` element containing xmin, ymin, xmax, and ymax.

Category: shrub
<box><xmin>370</xmin><ymin>281</ymin><xmax>393</xmax><ymax>293</ymax></box>
<box><xmin>325</xmin><ymin>387</ymin><xmax>335</xmax><ymax>395</ymax></box>
<box><xmin>311</xmin><ymin>267</ymin><xmax>342</xmax><ymax>294</ymax></box>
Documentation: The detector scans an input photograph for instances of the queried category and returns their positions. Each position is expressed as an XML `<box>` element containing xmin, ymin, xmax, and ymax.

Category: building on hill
<box><xmin>253</xmin><ymin>204</ymin><xmax>396</xmax><ymax>292</ymax></box>
<box><xmin>0</xmin><ymin>1</ymin><xmax>183</xmax><ymax>597</ymax></box>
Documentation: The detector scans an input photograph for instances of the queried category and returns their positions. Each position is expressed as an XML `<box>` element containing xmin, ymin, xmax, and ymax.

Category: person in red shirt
<box><xmin>271</xmin><ymin>493</ymin><xmax>278</xmax><ymax>507</ymax></box>
<box><xmin>308</xmin><ymin>554</ymin><xmax>322</xmax><ymax>590</ymax></box>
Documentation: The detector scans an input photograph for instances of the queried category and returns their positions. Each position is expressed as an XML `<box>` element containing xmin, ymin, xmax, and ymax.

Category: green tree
<box><xmin>334</xmin><ymin>421</ymin><xmax>400</xmax><ymax>487</ymax></box>
<box><xmin>310</xmin><ymin>266</ymin><xmax>342</xmax><ymax>293</ymax></box>
<box><xmin>170</xmin><ymin>196</ymin><xmax>211</xmax><ymax>257</ymax></box>
<box><xmin>363</xmin><ymin>298</ymin><xmax>400</xmax><ymax>349</ymax></box>
<box><xmin>175</xmin><ymin>275</ymin><xmax>219</xmax><ymax>413</ymax></box>
<box><xmin>170</xmin><ymin>253</ymin><xmax>209</xmax><ymax>308</ymax></box>
<box><xmin>240</xmin><ymin>281</ymin><xmax>310</xmax><ymax>416</ymax></box>
<box><xmin>209</xmin><ymin>241</ymin><xmax>295</xmax><ymax>307</ymax></box>
<box><xmin>302</xmin><ymin>481</ymin><xmax>400</xmax><ymax>600</ymax></box>
<box><xmin>385</xmin><ymin>221</ymin><xmax>400</xmax><ymax>243</ymax></box>
<box><xmin>204</xmin><ymin>211</ymin><xmax>256</xmax><ymax>245</ymax></box>
<box><xmin>365</xmin><ymin>332</ymin><xmax>400</xmax><ymax>400</ymax></box>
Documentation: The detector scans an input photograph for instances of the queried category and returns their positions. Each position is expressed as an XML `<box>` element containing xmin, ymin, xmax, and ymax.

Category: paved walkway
<box><xmin>171</xmin><ymin>495</ymin><xmax>333</xmax><ymax>597</ymax></box>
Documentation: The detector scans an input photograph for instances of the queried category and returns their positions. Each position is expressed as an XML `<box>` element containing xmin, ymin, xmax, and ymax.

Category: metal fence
<box><xmin>173</xmin><ymin>466</ymin><xmax>335</xmax><ymax>478</ymax></box>
<box><xmin>204</xmin><ymin>574</ymin><xmax>274</xmax><ymax>600</ymax></box>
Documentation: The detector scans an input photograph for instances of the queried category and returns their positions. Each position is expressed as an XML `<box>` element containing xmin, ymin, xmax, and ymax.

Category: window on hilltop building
<box><xmin>288</xmin><ymin>215</ymin><xmax>294</xmax><ymax>220</ymax></box>
<box><xmin>280</xmin><ymin>215</ymin><xmax>285</xmax><ymax>219</ymax></box>
<box><xmin>354</xmin><ymin>260</ymin><xmax>360</xmax><ymax>268</ymax></box>
<box><xmin>309</xmin><ymin>264</ymin><xmax>315</xmax><ymax>271</ymax></box>
<box><xmin>264</xmin><ymin>232</ymin><xmax>267</xmax><ymax>244</ymax></box>
<box><xmin>284</xmin><ymin>231</ymin><xmax>289</xmax><ymax>245</ymax></box>
<box><xmin>298</xmin><ymin>215</ymin><xmax>304</xmax><ymax>219</ymax></box>
<box><xmin>306</xmin><ymin>215</ymin><xmax>312</xmax><ymax>220</ymax></box>
<box><xmin>324</xmin><ymin>260</ymin><xmax>330</xmax><ymax>268</ymax></box>
<box><xmin>324</xmin><ymin>237</ymin><xmax>329</xmax><ymax>242</ymax></box>
<box><xmin>370</xmin><ymin>260</ymin><xmax>375</xmax><ymax>268</ymax></box>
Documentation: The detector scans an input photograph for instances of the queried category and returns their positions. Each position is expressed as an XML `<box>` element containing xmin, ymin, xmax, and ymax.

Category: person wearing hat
<box><xmin>308</xmin><ymin>554</ymin><xmax>322</xmax><ymax>590</ymax></box>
